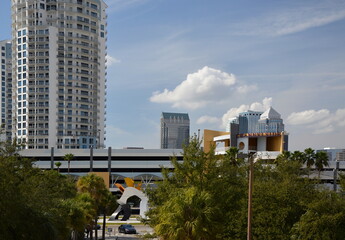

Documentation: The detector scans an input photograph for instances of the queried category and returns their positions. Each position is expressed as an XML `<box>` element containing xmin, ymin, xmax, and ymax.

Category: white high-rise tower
<box><xmin>0</xmin><ymin>40</ymin><xmax>13</xmax><ymax>142</ymax></box>
<box><xmin>11</xmin><ymin>0</ymin><xmax>107</xmax><ymax>149</ymax></box>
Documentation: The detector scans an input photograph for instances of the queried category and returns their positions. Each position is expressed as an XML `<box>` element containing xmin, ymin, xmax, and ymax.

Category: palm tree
<box><xmin>303</xmin><ymin>148</ymin><xmax>315</xmax><ymax>168</ymax></box>
<box><xmin>303</xmin><ymin>148</ymin><xmax>316</xmax><ymax>177</ymax></box>
<box><xmin>55</xmin><ymin>161</ymin><xmax>62</xmax><ymax>173</ymax></box>
<box><xmin>225</xmin><ymin>147</ymin><xmax>240</xmax><ymax>166</ymax></box>
<box><xmin>275</xmin><ymin>151</ymin><xmax>291</xmax><ymax>164</ymax></box>
<box><xmin>77</xmin><ymin>174</ymin><xmax>109</xmax><ymax>240</ymax></box>
<box><xmin>315</xmin><ymin>151</ymin><xmax>329</xmax><ymax>178</ymax></box>
<box><xmin>100</xmin><ymin>191</ymin><xmax>118</xmax><ymax>240</ymax></box>
<box><xmin>63</xmin><ymin>153</ymin><xmax>74</xmax><ymax>174</ymax></box>
<box><xmin>290</xmin><ymin>150</ymin><xmax>304</xmax><ymax>163</ymax></box>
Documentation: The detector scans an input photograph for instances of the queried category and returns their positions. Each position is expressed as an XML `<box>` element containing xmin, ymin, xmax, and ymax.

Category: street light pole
<box><xmin>247</xmin><ymin>153</ymin><xmax>254</xmax><ymax>240</ymax></box>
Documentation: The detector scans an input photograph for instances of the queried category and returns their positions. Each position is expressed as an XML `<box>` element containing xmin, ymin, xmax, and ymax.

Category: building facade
<box><xmin>0</xmin><ymin>40</ymin><xmax>13</xmax><ymax>142</ymax></box>
<box><xmin>204</xmin><ymin>107</ymin><xmax>288</xmax><ymax>159</ymax></box>
<box><xmin>160</xmin><ymin>112</ymin><xmax>190</xmax><ymax>149</ymax></box>
<box><xmin>11</xmin><ymin>0</ymin><xmax>107</xmax><ymax>149</ymax></box>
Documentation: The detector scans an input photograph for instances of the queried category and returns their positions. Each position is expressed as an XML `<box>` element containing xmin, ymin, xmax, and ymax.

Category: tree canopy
<box><xmin>0</xmin><ymin>141</ymin><xmax>112</xmax><ymax>240</ymax></box>
<box><xmin>146</xmin><ymin>138</ymin><xmax>345</xmax><ymax>240</ymax></box>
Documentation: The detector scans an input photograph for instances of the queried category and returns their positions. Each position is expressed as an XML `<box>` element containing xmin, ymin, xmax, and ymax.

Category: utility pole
<box><xmin>247</xmin><ymin>153</ymin><xmax>254</xmax><ymax>240</ymax></box>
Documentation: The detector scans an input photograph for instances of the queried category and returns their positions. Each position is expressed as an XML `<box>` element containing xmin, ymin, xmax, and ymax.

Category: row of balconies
<box><xmin>28</xmin><ymin>109</ymin><xmax>49</xmax><ymax>114</ymax></box>
<box><xmin>58</xmin><ymin>82</ymin><xmax>91</xmax><ymax>89</ymax></box>
<box><xmin>29</xmin><ymin>59</ymin><xmax>49</xmax><ymax>64</ymax></box>
<box><xmin>57</xmin><ymin>88</ymin><xmax>94</xmax><ymax>94</ymax></box>
<box><xmin>57</xmin><ymin>76</ymin><xmax>94</xmax><ymax>82</ymax></box>
<box><xmin>57</xmin><ymin>104</ymin><xmax>92</xmax><ymax>110</ymax></box>
<box><xmin>28</xmin><ymin>125</ymin><xmax>49</xmax><ymax>129</ymax></box>
<box><xmin>28</xmin><ymin>52</ymin><xmax>49</xmax><ymax>57</ymax></box>
<box><xmin>58</xmin><ymin>40</ymin><xmax>92</xmax><ymax>48</ymax></box>
<box><xmin>28</xmin><ymin>44</ymin><xmax>49</xmax><ymax>50</ymax></box>
<box><xmin>57</xmin><ymin>50</ymin><xmax>98</xmax><ymax>58</ymax></box>
<box><xmin>43</xmin><ymin>1</ymin><xmax>99</xmax><ymax>17</ymax></box>
<box><xmin>29</xmin><ymin>66</ymin><xmax>49</xmax><ymax>71</ymax></box>
<box><xmin>28</xmin><ymin>131</ymin><xmax>49</xmax><ymax>136</ymax></box>
<box><xmin>57</xmin><ymin>96</ymin><xmax>95</xmax><ymax>102</ymax></box>
<box><xmin>57</xmin><ymin>126</ymin><xmax>90</xmax><ymax>131</ymax></box>
<box><xmin>28</xmin><ymin>117</ymin><xmax>49</xmax><ymax>122</ymax></box>
<box><xmin>56</xmin><ymin>16</ymin><xmax>97</xmax><ymax>27</ymax></box>
<box><xmin>55</xmin><ymin>110</ymin><xmax>92</xmax><ymax>116</ymax></box>
<box><xmin>28</xmin><ymin>80</ymin><xmax>49</xmax><ymax>86</ymax></box>
<box><xmin>56</xmin><ymin>54</ymin><xmax>98</xmax><ymax>63</ymax></box>
<box><xmin>28</xmin><ymin>103</ymin><xmax>49</xmax><ymax>108</ymax></box>
<box><xmin>28</xmin><ymin>88</ymin><xmax>49</xmax><ymax>93</ymax></box>
<box><xmin>57</xmin><ymin>131</ymin><xmax>90</xmax><ymax>137</ymax></box>
<box><xmin>28</xmin><ymin>96</ymin><xmax>49</xmax><ymax>100</ymax></box>
<box><xmin>57</xmin><ymin>62</ymin><xmax>94</xmax><ymax>70</ymax></box>
<box><xmin>57</xmin><ymin>117</ymin><xmax>93</xmax><ymax>122</ymax></box>
<box><xmin>29</xmin><ymin>37</ymin><xmax>49</xmax><ymax>42</ymax></box>
<box><xmin>57</xmin><ymin>68</ymin><xmax>95</xmax><ymax>75</ymax></box>
<box><xmin>57</xmin><ymin>46</ymin><xmax>94</xmax><ymax>55</ymax></box>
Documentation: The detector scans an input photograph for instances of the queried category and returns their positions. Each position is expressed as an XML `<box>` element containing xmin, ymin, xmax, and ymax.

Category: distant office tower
<box><xmin>317</xmin><ymin>148</ymin><xmax>345</xmax><ymax>161</ymax></box>
<box><xmin>11</xmin><ymin>0</ymin><xmax>107</xmax><ymax>149</ymax></box>
<box><xmin>336</xmin><ymin>150</ymin><xmax>345</xmax><ymax>161</ymax></box>
<box><xmin>0</xmin><ymin>40</ymin><xmax>13</xmax><ymax>141</ymax></box>
<box><xmin>161</xmin><ymin>112</ymin><xmax>190</xmax><ymax>149</ymax></box>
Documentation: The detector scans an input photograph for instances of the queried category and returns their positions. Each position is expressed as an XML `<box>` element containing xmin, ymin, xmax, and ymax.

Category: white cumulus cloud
<box><xmin>287</xmin><ymin>109</ymin><xmax>330</xmax><ymax>125</ymax></box>
<box><xmin>197</xmin><ymin>97</ymin><xmax>273</xmax><ymax>129</ymax></box>
<box><xmin>196</xmin><ymin>116</ymin><xmax>220</xmax><ymax>125</ymax></box>
<box><xmin>150</xmin><ymin>66</ymin><xmax>255</xmax><ymax>109</ymax></box>
<box><xmin>287</xmin><ymin>108</ymin><xmax>345</xmax><ymax>134</ymax></box>
<box><xmin>236</xmin><ymin>84</ymin><xmax>258</xmax><ymax>94</ymax></box>
<box><xmin>106</xmin><ymin>55</ymin><xmax>121</xmax><ymax>67</ymax></box>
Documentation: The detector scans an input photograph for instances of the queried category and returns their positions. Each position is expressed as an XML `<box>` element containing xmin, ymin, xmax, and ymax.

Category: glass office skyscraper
<box><xmin>161</xmin><ymin>112</ymin><xmax>190</xmax><ymax>149</ymax></box>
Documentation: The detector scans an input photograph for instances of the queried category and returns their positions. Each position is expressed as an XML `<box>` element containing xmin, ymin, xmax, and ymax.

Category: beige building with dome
<box><xmin>203</xmin><ymin>107</ymin><xmax>288</xmax><ymax>159</ymax></box>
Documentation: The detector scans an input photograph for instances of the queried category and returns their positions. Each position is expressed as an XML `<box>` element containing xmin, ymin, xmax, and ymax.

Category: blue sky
<box><xmin>1</xmin><ymin>0</ymin><xmax>345</xmax><ymax>150</ymax></box>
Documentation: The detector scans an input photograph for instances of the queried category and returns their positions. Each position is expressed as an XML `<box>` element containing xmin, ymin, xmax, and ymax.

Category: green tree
<box><xmin>146</xmin><ymin>137</ymin><xmax>247</xmax><ymax>240</ymax></box>
<box><xmin>251</xmin><ymin>160</ymin><xmax>316</xmax><ymax>240</ymax></box>
<box><xmin>63</xmin><ymin>193</ymin><xmax>96</xmax><ymax>240</ymax></box>
<box><xmin>77</xmin><ymin>174</ymin><xmax>111</xmax><ymax>240</ymax></box>
<box><xmin>291</xmin><ymin>190</ymin><xmax>345</xmax><ymax>240</ymax></box>
<box><xmin>0</xmin><ymin>154</ymin><xmax>91</xmax><ymax>240</ymax></box>
<box><xmin>314</xmin><ymin>151</ymin><xmax>329</xmax><ymax>178</ymax></box>
<box><xmin>290</xmin><ymin>150</ymin><xmax>305</xmax><ymax>163</ymax></box>
<box><xmin>100</xmin><ymin>191</ymin><xmax>118</xmax><ymax>240</ymax></box>
<box><xmin>0</xmin><ymin>133</ymin><xmax>97</xmax><ymax>240</ymax></box>
<box><xmin>339</xmin><ymin>173</ymin><xmax>345</xmax><ymax>193</ymax></box>
<box><xmin>225</xmin><ymin>146</ymin><xmax>241</xmax><ymax>166</ymax></box>
<box><xmin>303</xmin><ymin>148</ymin><xmax>316</xmax><ymax>169</ymax></box>
<box><xmin>64</xmin><ymin>153</ymin><xmax>74</xmax><ymax>174</ymax></box>
<box><xmin>55</xmin><ymin>161</ymin><xmax>62</xmax><ymax>172</ymax></box>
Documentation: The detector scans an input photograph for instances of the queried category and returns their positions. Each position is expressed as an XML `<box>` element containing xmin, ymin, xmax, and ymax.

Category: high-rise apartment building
<box><xmin>160</xmin><ymin>112</ymin><xmax>190</xmax><ymax>149</ymax></box>
<box><xmin>0</xmin><ymin>40</ymin><xmax>13</xmax><ymax>141</ymax></box>
<box><xmin>11</xmin><ymin>0</ymin><xmax>107</xmax><ymax>149</ymax></box>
